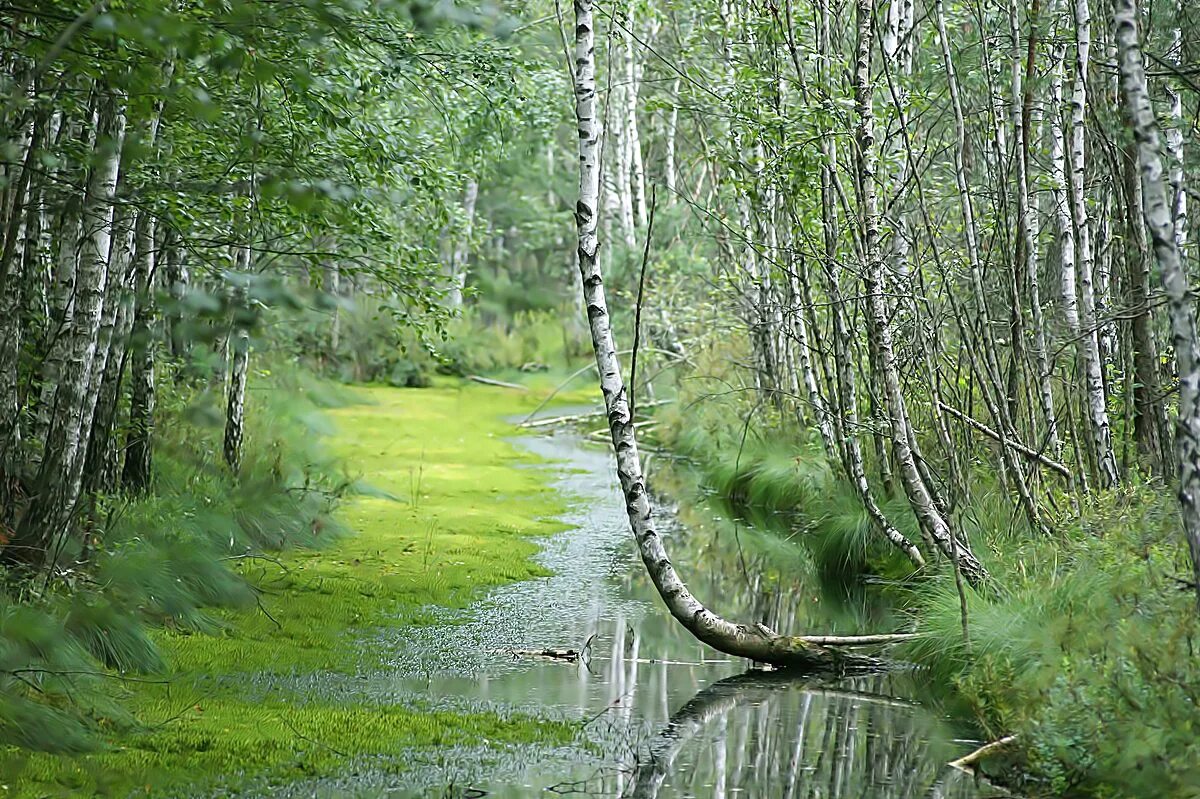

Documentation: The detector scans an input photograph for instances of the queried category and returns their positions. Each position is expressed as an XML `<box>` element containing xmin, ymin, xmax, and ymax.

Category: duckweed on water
<box><xmin>1</xmin><ymin>379</ymin><xmax>594</xmax><ymax>797</ymax></box>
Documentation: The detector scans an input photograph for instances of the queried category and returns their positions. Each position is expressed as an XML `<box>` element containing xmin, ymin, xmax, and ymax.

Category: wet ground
<box><xmin>257</xmin><ymin>418</ymin><xmax>1013</xmax><ymax>798</ymax></box>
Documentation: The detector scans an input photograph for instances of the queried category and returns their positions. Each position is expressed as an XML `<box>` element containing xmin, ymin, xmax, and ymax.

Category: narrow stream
<box><xmin>265</xmin><ymin>425</ymin><xmax>1012</xmax><ymax>798</ymax></box>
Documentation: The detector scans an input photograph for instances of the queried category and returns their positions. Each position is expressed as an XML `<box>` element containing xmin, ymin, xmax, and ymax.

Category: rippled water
<box><xmin>252</xmin><ymin>424</ymin><xmax>1013</xmax><ymax>798</ymax></box>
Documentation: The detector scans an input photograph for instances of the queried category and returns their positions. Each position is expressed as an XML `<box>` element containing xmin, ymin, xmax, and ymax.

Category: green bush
<box><xmin>0</xmin><ymin>368</ymin><xmax>346</xmax><ymax>753</ymax></box>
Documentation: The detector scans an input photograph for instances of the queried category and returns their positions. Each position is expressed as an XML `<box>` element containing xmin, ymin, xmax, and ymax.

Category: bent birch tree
<box><xmin>569</xmin><ymin>0</ymin><xmax>877</xmax><ymax>672</ymax></box>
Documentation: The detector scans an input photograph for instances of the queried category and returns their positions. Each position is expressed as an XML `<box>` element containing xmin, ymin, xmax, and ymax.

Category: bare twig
<box><xmin>938</xmin><ymin>401</ymin><xmax>1071</xmax><ymax>480</ymax></box>
<box><xmin>630</xmin><ymin>186</ymin><xmax>658</xmax><ymax>421</ymax></box>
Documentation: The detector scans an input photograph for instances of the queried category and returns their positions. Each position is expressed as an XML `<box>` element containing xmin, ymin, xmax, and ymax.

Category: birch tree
<box><xmin>1114</xmin><ymin>0</ymin><xmax>1200</xmax><ymax>602</ymax></box>
<box><xmin>570</xmin><ymin>0</ymin><xmax>881</xmax><ymax>670</ymax></box>
<box><xmin>1070</xmin><ymin>0</ymin><xmax>1119</xmax><ymax>486</ymax></box>
<box><xmin>7</xmin><ymin>95</ymin><xmax>126</xmax><ymax>567</ymax></box>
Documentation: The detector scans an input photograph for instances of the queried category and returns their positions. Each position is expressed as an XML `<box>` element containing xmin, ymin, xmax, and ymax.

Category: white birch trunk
<box><xmin>623</xmin><ymin>11</ymin><xmax>647</xmax><ymax>231</ymax></box>
<box><xmin>1050</xmin><ymin>31</ymin><xmax>1079</xmax><ymax>340</ymax></box>
<box><xmin>664</xmin><ymin>77</ymin><xmax>680</xmax><ymax>200</ymax></box>
<box><xmin>33</xmin><ymin>117</ymin><xmax>91</xmax><ymax>450</ymax></box>
<box><xmin>447</xmin><ymin>178</ymin><xmax>478</xmax><ymax>309</ymax></box>
<box><xmin>789</xmin><ymin>261</ymin><xmax>836</xmax><ymax>463</ymax></box>
<box><xmin>613</xmin><ymin>69</ymin><xmax>636</xmax><ymax>249</ymax></box>
<box><xmin>1114</xmin><ymin>0</ymin><xmax>1200</xmax><ymax>602</ymax></box>
<box><xmin>1070</xmin><ymin>0</ymin><xmax>1119</xmax><ymax>486</ymax></box>
<box><xmin>224</xmin><ymin>246</ymin><xmax>252</xmax><ymax>474</ymax></box>
<box><xmin>569</xmin><ymin>0</ymin><xmax>878</xmax><ymax>670</ymax></box>
<box><xmin>9</xmin><ymin>95</ymin><xmax>125</xmax><ymax>565</ymax></box>
<box><xmin>78</xmin><ymin>201</ymin><xmax>138</xmax><ymax>494</ymax></box>
<box><xmin>857</xmin><ymin>0</ymin><xmax>983</xmax><ymax>581</ymax></box>
<box><xmin>1165</xmin><ymin>2</ymin><xmax>1187</xmax><ymax>258</ymax></box>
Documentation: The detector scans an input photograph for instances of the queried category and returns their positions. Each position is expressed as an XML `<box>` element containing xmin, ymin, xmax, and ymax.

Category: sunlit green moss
<box><xmin>1</xmin><ymin>379</ymin><xmax>594</xmax><ymax>797</ymax></box>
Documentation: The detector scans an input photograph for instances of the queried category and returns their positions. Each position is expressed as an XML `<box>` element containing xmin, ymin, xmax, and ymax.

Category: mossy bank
<box><xmin>1</xmin><ymin>379</ymin><xmax>593</xmax><ymax>797</ymax></box>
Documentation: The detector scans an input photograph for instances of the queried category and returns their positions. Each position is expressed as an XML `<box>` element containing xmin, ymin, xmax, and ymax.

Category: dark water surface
<box><xmin>263</xmin><ymin>427</ymin><xmax>1011</xmax><ymax>798</ymax></box>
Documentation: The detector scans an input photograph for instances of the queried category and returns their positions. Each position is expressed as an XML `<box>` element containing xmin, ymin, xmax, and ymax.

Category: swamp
<box><xmin>1</xmin><ymin>0</ymin><xmax>1200</xmax><ymax>796</ymax></box>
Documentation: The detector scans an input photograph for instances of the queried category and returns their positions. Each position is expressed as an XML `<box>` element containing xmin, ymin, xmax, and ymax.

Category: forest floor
<box><xmin>1</xmin><ymin>379</ymin><xmax>594</xmax><ymax>798</ymax></box>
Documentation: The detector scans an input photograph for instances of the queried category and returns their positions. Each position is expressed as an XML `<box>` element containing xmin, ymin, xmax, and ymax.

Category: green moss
<box><xmin>1</xmin><ymin>380</ymin><xmax>588</xmax><ymax>797</ymax></box>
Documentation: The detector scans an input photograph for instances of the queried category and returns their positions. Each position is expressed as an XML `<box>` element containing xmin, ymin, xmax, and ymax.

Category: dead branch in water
<box><xmin>949</xmin><ymin>734</ymin><xmax>1019</xmax><ymax>771</ymax></box>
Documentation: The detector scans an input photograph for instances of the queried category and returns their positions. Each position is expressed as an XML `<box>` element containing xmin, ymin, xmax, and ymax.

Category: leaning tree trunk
<box><xmin>856</xmin><ymin>0</ymin><xmax>984</xmax><ymax>582</ymax></box>
<box><xmin>569</xmin><ymin>0</ymin><xmax>876</xmax><ymax>671</ymax></box>
<box><xmin>1114</xmin><ymin>0</ymin><xmax>1200</xmax><ymax>605</ymax></box>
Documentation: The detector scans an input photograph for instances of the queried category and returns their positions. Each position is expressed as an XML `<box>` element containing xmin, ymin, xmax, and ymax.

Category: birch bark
<box><xmin>447</xmin><ymin>178</ymin><xmax>478</xmax><ymax>309</ymax></box>
<box><xmin>623</xmin><ymin>8</ymin><xmax>647</xmax><ymax>231</ymax></box>
<box><xmin>570</xmin><ymin>0</ymin><xmax>879</xmax><ymax>670</ymax></box>
<box><xmin>857</xmin><ymin>0</ymin><xmax>983</xmax><ymax>581</ymax></box>
<box><xmin>664</xmin><ymin>77</ymin><xmax>680</xmax><ymax>200</ymax></box>
<box><xmin>8</xmin><ymin>94</ymin><xmax>125</xmax><ymax>566</ymax></box>
<box><xmin>1114</xmin><ymin>0</ymin><xmax>1200</xmax><ymax>603</ymax></box>
<box><xmin>1070</xmin><ymin>0</ymin><xmax>1119</xmax><ymax>486</ymax></box>
<box><xmin>1165</xmin><ymin>0</ymin><xmax>1186</xmax><ymax>258</ymax></box>
<box><xmin>224</xmin><ymin>247</ymin><xmax>252</xmax><ymax>474</ymax></box>
<box><xmin>79</xmin><ymin>200</ymin><xmax>138</xmax><ymax>494</ymax></box>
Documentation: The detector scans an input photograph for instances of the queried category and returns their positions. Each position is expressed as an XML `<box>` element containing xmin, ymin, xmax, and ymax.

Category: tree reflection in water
<box><xmin>614</xmin><ymin>670</ymin><xmax>1011</xmax><ymax>799</ymax></box>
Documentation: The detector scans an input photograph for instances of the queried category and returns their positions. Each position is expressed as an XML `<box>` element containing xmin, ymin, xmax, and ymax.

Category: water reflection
<box><xmin>622</xmin><ymin>670</ymin><xmax>1004</xmax><ymax>799</ymax></box>
<box><xmin>257</xmin><ymin>430</ymin><xmax>1011</xmax><ymax>797</ymax></box>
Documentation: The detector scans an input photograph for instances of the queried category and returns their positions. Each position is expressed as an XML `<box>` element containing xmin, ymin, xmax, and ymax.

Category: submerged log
<box><xmin>466</xmin><ymin>375</ymin><xmax>527</xmax><ymax>390</ymax></box>
<box><xmin>520</xmin><ymin>400</ymin><xmax>670</xmax><ymax>429</ymax></box>
<box><xmin>507</xmin><ymin>647</ymin><xmax>585</xmax><ymax>663</ymax></box>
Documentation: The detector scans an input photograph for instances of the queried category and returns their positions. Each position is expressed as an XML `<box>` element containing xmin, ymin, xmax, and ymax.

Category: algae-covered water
<box><xmin>3</xmin><ymin>384</ymin><xmax>1011</xmax><ymax>797</ymax></box>
<box><xmin>264</xmin><ymin>396</ymin><xmax>1011</xmax><ymax>798</ymax></box>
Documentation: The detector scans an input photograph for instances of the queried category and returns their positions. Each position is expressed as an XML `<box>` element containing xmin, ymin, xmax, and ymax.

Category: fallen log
<box><xmin>519</xmin><ymin>399</ymin><xmax>672</xmax><ymax>429</ymax></box>
<box><xmin>800</xmin><ymin>633</ymin><xmax>920</xmax><ymax>646</ymax></box>
<box><xmin>507</xmin><ymin>647</ymin><xmax>584</xmax><ymax>663</ymax></box>
<box><xmin>466</xmin><ymin>375</ymin><xmax>527</xmax><ymax>390</ymax></box>
<box><xmin>501</xmin><ymin>634</ymin><xmax>596</xmax><ymax>664</ymax></box>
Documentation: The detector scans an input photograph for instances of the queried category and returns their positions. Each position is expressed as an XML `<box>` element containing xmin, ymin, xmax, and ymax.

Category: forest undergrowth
<box><xmin>662</xmin><ymin>358</ymin><xmax>1200</xmax><ymax>798</ymax></box>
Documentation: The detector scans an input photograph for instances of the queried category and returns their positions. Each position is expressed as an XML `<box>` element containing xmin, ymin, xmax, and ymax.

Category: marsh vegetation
<box><xmin>2</xmin><ymin>0</ymin><xmax>1199</xmax><ymax>796</ymax></box>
